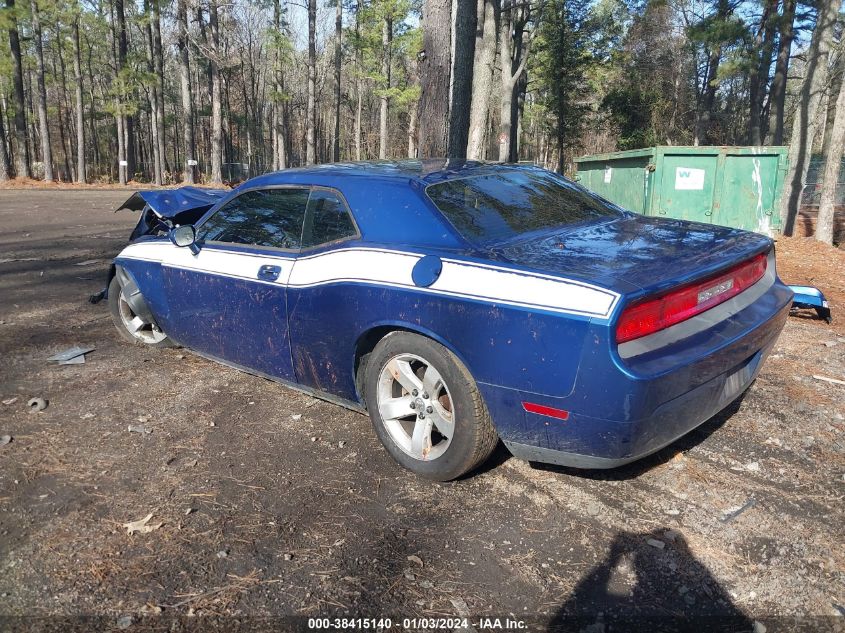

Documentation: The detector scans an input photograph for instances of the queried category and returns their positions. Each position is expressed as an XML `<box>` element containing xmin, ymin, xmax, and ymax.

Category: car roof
<box><xmin>236</xmin><ymin>160</ymin><xmax>535</xmax><ymax>190</ymax></box>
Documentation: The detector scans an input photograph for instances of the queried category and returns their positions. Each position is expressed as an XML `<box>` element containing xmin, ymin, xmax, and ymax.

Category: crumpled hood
<box><xmin>491</xmin><ymin>214</ymin><xmax>773</xmax><ymax>297</ymax></box>
<box><xmin>116</xmin><ymin>187</ymin><xmax>227</xmax><ymax>218</ymax></box>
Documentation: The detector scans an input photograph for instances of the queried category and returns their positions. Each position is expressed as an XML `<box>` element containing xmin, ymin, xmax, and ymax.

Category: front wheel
<box><xmin>364</xmin><ymin>332</ymin><xmax>497</xmax><ymax>481</ymax></box>
<box><xmin>108</xmin><ymin>274</ymin><xmax>172</xmax><ymax>348</ymax></box>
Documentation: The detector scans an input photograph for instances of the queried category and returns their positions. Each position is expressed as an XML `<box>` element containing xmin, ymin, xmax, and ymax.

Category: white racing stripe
<box><xmin>116</xmin><ymin>242</ymin><xmax>619</xmax><ymax>318</ymax></box>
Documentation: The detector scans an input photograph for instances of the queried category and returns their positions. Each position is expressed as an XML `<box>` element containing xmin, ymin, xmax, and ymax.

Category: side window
<box><xmin>197</xmin><ymin>188</ymin><xmax>309</xmax><ymax>250</ymax></box>
<box><xmin>301</xmin><ymin>189</ymin><xmax>357</xmax><ymax>248</ymax></box>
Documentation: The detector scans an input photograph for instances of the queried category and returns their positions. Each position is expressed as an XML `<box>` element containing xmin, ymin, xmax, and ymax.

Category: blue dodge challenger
<box><xmin>108</xmin><ymin>161</ymin><xmax>793</xmax><ymax>480</ymax></box>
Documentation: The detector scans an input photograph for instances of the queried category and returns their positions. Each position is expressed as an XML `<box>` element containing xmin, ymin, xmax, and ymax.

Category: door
<box><xmin>657</xmin><ymin>154</ymin><xmax>717</xmax><ymax>223</ymax></box>
<box><xmin>161</xmin><ymin>187</ymin><xmax>310</xmax><ymax>381</ymax></box>
<box><xmin>287</xmin><ymin>188</ymin><xmax>363</xmax><ymax>397</ymax></box>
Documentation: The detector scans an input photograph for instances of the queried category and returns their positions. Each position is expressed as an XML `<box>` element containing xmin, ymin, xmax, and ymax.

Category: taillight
<box><xmin>616</xmin><ymin>253</ymin><xmax>767</xmax><ymax>344</ymax></box>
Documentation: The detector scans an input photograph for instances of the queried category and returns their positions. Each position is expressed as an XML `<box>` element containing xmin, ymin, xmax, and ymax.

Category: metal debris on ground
<box><xmin>27</xmin><ymin>397</ymin><xmax>48</xmax><ymax>412</ymax></box>
<box><xmin>721</xmin><ymin>498</ymin><xmax>757</xmax><ymax>523</ymax></box>
<box><xmin>127</xmin><ymin>424</ymin><xmax>152</xmax><ymax>434</ymax></box>
<box><xmin>646</xmin><ymin>538</ymin><xmax>666</xmax><ymax>550</ymax></box>
<box><xmin>123</xmin><ymin>513</ymin><xmax>162</xmax><ymax>535</ymax></box>
<box><xmin>47</xmin><ymin>346</ymin><xmax>95</xmax><ymax>364</ymax></box>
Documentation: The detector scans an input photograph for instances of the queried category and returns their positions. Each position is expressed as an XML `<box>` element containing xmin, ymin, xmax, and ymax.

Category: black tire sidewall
<box><xmin>364</xmin><ymin>332</ymin><xmax>488</xmax><ymax>481</ymax></box>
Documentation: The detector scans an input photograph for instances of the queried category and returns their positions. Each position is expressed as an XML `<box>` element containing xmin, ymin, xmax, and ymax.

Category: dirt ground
<box><xmin>0</xmin><ymin>190</ymin><xmax>843</xmax><ymax>632</ymax></box>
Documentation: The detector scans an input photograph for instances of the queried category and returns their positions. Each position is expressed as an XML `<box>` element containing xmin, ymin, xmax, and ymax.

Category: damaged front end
<box><xmin>89</xmin><ymin>186</ymin><xmax>227</xmax><ymax>303</ymax></box>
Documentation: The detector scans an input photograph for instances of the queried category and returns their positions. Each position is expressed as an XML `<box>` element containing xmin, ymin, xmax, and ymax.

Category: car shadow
<box><xmin>525</xmin><ymin>392</ymin><xmax>748</xmax><ymax>482</ymax></box>
<box><xmin>547</xmin><ymin>528</ymin><xmax>754</xmax><ymax>633</ymax></box>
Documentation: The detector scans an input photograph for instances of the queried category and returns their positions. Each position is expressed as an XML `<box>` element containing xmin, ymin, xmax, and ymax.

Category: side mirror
<box><xmin>169</xmin><ymin>225</ymin><xmax>200</xmax><ymax>255</ymax></box>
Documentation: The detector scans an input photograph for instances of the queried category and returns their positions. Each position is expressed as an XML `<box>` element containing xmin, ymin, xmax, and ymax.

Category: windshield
<box><xmin>425</xmin><ymin>169</ymin><xmax>622</xmax><ymax>244</ymax></box>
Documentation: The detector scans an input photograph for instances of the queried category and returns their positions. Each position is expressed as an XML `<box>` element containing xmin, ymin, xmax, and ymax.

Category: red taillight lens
<box><xmin>616</xmin><ymin>253</ymin><xmax>767</xmax><ymax>344</ymax></box>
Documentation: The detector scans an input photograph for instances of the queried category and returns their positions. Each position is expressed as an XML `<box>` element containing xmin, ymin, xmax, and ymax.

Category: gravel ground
<box><xmin>0</xmin><ymin>189</ymin><xmax>843</xmax><ymax>633</ymax></box>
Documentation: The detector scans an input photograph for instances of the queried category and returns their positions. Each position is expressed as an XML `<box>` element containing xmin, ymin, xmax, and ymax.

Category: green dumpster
<box><xmin>573</xmin><ymin>146</ymin><xmax>789</xmax><ymax>236</ymax></box>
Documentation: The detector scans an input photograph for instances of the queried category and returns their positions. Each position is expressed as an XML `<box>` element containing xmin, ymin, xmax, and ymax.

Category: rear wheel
<box><xmin>364</xmin><ymin>332</ymin><xmax>497</xmax><ymax>481</ymax></box>
<box><xmin>108</xmin><ymin>275</ymin><xmax>172</xmax><ymax>347</ymax></box>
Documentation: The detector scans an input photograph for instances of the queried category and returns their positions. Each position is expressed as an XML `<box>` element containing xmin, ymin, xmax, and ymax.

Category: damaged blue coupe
<box><xmin>107</xmin><ymin>161</ymin><xmax>793</xmax><ymax>480</ymax></box>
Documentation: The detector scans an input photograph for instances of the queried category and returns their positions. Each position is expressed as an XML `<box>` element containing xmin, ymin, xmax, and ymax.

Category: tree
<box><xmin>72</xmin><ymin>3</ymin><xmax>85</xmax><ymax>182</ymax></box>
<box><xmin>306</xmin><ymin>0</ymin><xmax>316</xmax><ymax>164</ymax></box>
<box><xmin>467</xmin><ymin>0</ymin><xmax>499</xmax><ymax>160</ymax></box>
<box><xmin>334</xmin><ymin>0</ymin><xmax>342</xmax><ymax>162</ymax></box>
<box><xmin>6</xmin><ymin>0</ymin><xmax>30</xmax><ymax>178</ymax></box>
<box><xmin>816</xmin><ymin>59</ymin><xmax>845</xmax><ymax>245</ymax></box>
<box><xmin>177</xmin><ymin>0</ymin><xmax>195</xmax><ymax>182</ymax></box>
<box><xmin>768</xmin><ymin>0</ymin><xmax>797</xmax><ymax>144</ymax></box>
<box><xmin>498</xmin><ymin>0</ymin><xmax>537</xmax><ymax>161</ymax></box>
<box><xmin>30</xmin><ymin>0</ymin><xmax>54</xmax><ymax>181</ymax></box>
<box><xmin>747</xmin><ymin>0</ymin><xmax>777</xmax><ymax>145</ymax></box>
<box><xmin>779</xmin><ymin>0</ymin><xmax>840</xmax><ymax>234</ymax></box>
<box><xmin>209</xmin><ymin>0</ymin><xmax>223</xmax><ymax>183</ymax></box>
<box><xmin>418</xmin><ymin>0</ymin><xmax>451</xmax><ymax>157</ymax></box>
<box><xmin>379</xmin><ymin>12</ymin><xmax>393</xmax><ymax>158</ymax></box>
<box><xmin>449</xmin><ymin>0</ymin><xmax>476</xmax><ymax>159</ymax></box>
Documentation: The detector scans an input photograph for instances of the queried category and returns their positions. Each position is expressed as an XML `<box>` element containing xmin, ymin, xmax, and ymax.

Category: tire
<box><xmin>108</xmin><ymin>274</ymin><xmax>172</xmax><ymax>348</ymax></box>
<box><xmin>364</xmin><ymin>331</ymin><xmax>498</xmax><ymax>481</ymax></box>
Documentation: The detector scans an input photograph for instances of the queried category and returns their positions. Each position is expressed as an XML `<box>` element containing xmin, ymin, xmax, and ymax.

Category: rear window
<box><xmin>425</xmin><ymin>169</ymin><xmax>621</xmax><ymax>244</ymax></box>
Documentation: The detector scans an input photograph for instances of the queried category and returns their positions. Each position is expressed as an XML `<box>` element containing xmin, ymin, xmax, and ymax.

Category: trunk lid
<box><xmin>490</xmin><ymin>214</ymin><xmax>773</xmax><ymax>299</ymax></box>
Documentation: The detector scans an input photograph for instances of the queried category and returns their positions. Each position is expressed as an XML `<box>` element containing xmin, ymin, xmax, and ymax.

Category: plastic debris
<box><xmin>128</xmin><ymin>424</ymin><xmax>152</xmax><ymax>434</ymax></box>
<box><xmin>47</xmin><ymin>346</ymin><xmax>95</xmax><ymax>364</ymax></box>
<box><xmin>123</xmin><ymin>513</ymin><xmax>162</xmax><ymax>535</ymax></box>
<box><xmin>2</xmin><ymin>397</ymin><xmax>18</xmax><ymax>405</ymax></box>
<box><xmin>721</xmin><ymin>498</ymin><xmax>757</xmax><ymax>523</ymax></box>
<box><xmin>27</xmin><ymin>397</ymin><xmax>48</xmax><ymax>412</ymax></box>
<box><xmin>646</xmin><ymin>538</ymin><xmax>666</xmax><ymax>550</ymax></box>
<box><xmin>1</xmin><ymin>435</ymin><xmax>12</xmax><ymax>446</ymax></box>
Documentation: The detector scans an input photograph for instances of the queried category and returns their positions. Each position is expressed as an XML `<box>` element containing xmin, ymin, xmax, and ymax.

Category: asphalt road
<box><xmin>0</xmin><ymin>189</ymin><xmax>843</xmax><ymax>632</ymax></box>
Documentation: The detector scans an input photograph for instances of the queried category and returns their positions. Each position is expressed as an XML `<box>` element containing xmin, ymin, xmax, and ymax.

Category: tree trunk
<box><xmin>467</xmin><ymin>0</ymin><xmax>498</xmax><ymax>160</ymax></box>
<box><xmin>408</xmin><ymin>103</ymin><xmax>418</xmax><ymax>157</ymax></box>
<box><xmin>816</xmin><ymin>60</ymin><xmax>845</xmax><ymax>244</ymax></box>
<box><xmin>419</xmin><ymin>0</ymin><xmax>451</xmax><ymax>157</ymax></box>
<box><xmin>6</xmin><ymin>0</ymin><xmax>30</xmax><ymax>178</ymax></box>
<box><xmin>379</xmin><ymin>17</ymin><xmax>393</xmax><ymax>159</ymax></box>
<box><xmin>0</xmin><ymin>105</ymin><xmax>9</xmax><ymax>181</ymax></box>
<box><xmin>144</xmin><ymin>0</ymin><xmax>163</xmax><ymax>184</ymax></box>
<box><xmin>306</xmin><ymin>0</ymin><xmax>317</xmax><ymax>164</ymax></box>
<box><xmin>152</xmin><ymin>0</ymin><xmax>167</xmax><ymax>177</ymax></box>
<box><xmin>177</xmin><ymin>0</ymin><xmax>196</xmax><ymax>182</ymax></box>
<box><xmin>448</xmin><ymin>0</ymin><xmax>476</xmax><ymax>159</ymax></box>
<box><xmin>821</xmin><ymin>50</ymin><xmax>844</xmax><ymax>158</ymax></box>
<box><xmin>210</xmin><ymin>0</ymin><xmax>223</xmax><ymax>183</ymax></box>
<box><xmin>72</xmin><ymin>10</ymin><xmax>86</xmax><ymax>183</ymax></box>
<box><xmin>30</xmin><ymin>0</ymin><xmax>53</xmax><ymax>181</ymax></box>
<box><xmin>497</xmin><ymin>0</ymin><xmax>530</xmax><ymax>161</ymax></box>
<box><xmin>355</xmin><ymin>0</ymin><xmax>363</xmax><ymax>161</ymax></box>
<box><xmin>748</xmin><ymin>0</ymin><xmax>776</xmax><ymax>145</ymax></box>
<box><xmin>769</xmin><ymin>0</ymin><xmax>796</xmax><ymax>145</ymax></box>
<box><xmin>334</xmin><ymin>0</ymin><xmax>342</xmax><ymax>162</ymax></box>
<box><xmin>779</xmin><ymin>0</ymin><xmax>839</xmax><ymax>234</ymax></box>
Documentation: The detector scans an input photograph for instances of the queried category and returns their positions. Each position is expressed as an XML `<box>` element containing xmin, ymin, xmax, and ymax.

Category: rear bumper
<box><xmin>482</xmin><ymin>280</ymin><xmax>792</xmax><ymax>469</ymax></box>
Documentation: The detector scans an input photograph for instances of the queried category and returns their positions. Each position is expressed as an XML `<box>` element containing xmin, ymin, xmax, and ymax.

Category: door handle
<box><xmin>257</xmin><ymin>264</ymin><xmax>281</xmax><ymax>282</ymax></box>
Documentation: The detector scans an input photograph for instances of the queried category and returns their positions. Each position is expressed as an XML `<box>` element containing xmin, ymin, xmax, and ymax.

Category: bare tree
<box><xmin>152</xmin><ymin>0</ymin><xmax>167</xmax><ymax>177</ymax></box>
<box><xmin>306</xmin><ymin>0</ymin><xmax>316</xmax><ymax>164</ymax></box>
<box><xmin>816</xmin><ymin>57</ymin><xmax>845</xmax><ymax>245</ymax></box>
<box><xmin>72</xmin><ymin>5</ymin><xmax>85</xmax><ymax>182</ymax></box>
<box><xmin>144</xmin><ymin>0</ymin><xmax>163</xmax><ymax>184</ymax></box>
<box><xmin>497</xmin><ymin>0</ymin><xmax>533</xmax><ymax>161</ymax></box>
<box><xmin>379</xmin><ymin>15</ymin><xmax>393</xmax><ymax>159</ymax></box>
<box><xmin>30</xmin><ymin>0</ymin><xmax>54</xmax><ymax>181</ymax></box>
<box><xmin>272</xmin><ymin>0</ymin><xmax>288</xmax><ymax>170</ymax></box>
<box><xmin>6</xmin><ymin>0</ymin><xmax>30</xmax><ymax>178</ymax></box>
<box><xmin>0</xmin><ymin>109</ymin><xmax>9</xmax><ymax>181</ymax></box>
<box><xmin>779</xmin><ymin>0</ymin><xmax>840</xmax><ymax>234</ymax></box>
<box><xmin>210</xmin><ymin>0</ymin><xmax>223</xmax><ymax>183</ymax></box>
<box><xmin>449</xmin><ymin>0</ymin><xmax>476</xmax><ymax>159</ymax></box>
<box><xmin>747</xmin><ymin>0</ymin><xmax>776</xmax><ymax>145</ymax></box>
<box><xmin>419</xmin><ymin>0</ymin><xmax>451</xmax><ymax>157</ymax></box>
<box><xmin>177</xmin><ymin>0</ymin><xmax>196</xmax><ymax>182</ymax></box>
<box><xmin>334</xmin><ymin>0</ymin><xmax>342</xmax><ymax>162</ymax></box>
<box><xmin>354</xmin><ymin>0</ymin><xmax>363</xmax><ymax>160</ymax></box>
<box><xmin>467</xmin><ymin>0</ymin><xmax>499</xmax><ymax>160</ymax></box>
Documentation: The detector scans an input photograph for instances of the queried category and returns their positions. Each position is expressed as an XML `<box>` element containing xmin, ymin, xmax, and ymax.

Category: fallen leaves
<box><xmin>123</xmin><ymin>513</ymin><xmax>163</xmax><ymax>535</ymax></box>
